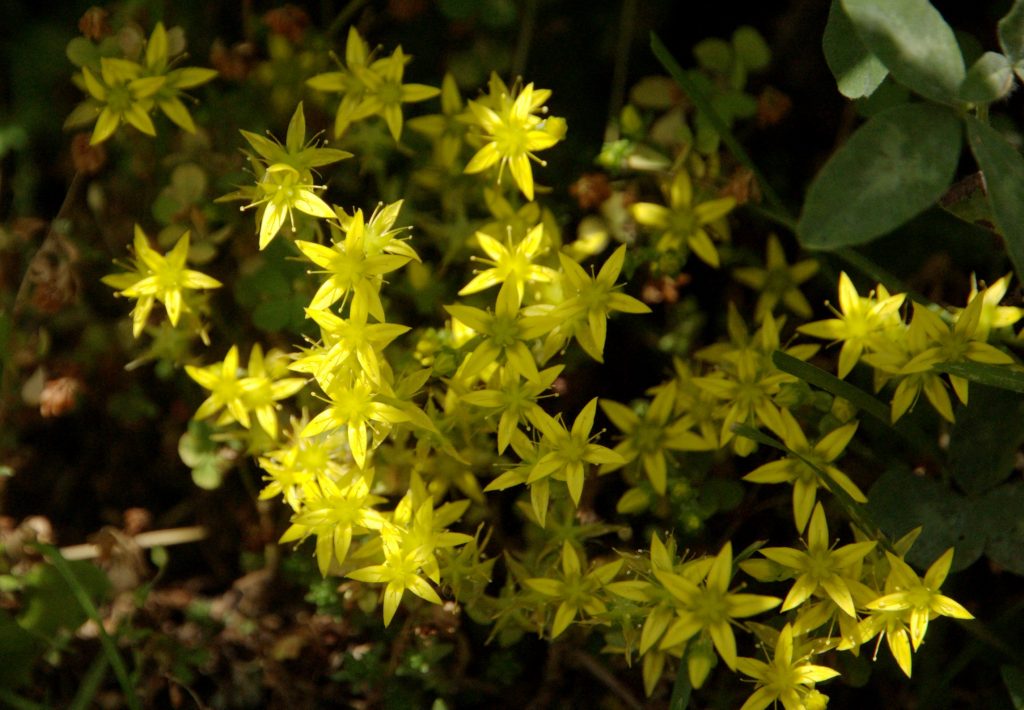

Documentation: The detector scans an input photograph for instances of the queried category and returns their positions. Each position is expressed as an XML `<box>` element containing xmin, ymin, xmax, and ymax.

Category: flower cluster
<box><xmin>66</xmin><ymin>22</ymin><xmax>217</xmax><ymax>144</ymax></box>
<box><xmin>93</xmin><ymin>18</ymin><xmax>990</xmax><ymax>705</ymax></box>
<box><xmin>800</xmin><ymin>272</ymin><xmax>1019</xmax><ymax>422</ymax></box>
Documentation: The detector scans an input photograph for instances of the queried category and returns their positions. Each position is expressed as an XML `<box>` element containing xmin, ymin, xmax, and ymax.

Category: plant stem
<box><xmin>36</xmin><ymin>544</ymin><xmax>142</xmax><ymax>710</ymax></box>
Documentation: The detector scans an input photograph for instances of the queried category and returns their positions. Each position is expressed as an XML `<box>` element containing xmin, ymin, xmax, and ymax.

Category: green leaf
<box><xmin>797</xmin><ymin>102</ymin><xmax>961</xmax><ymax>249</ymax></box>
<box><xmin>934</xmin><ymin>361</ymin><xmax>1024</xmax><ymax>395</ymax></box>
<box><xmin>66</xmin><ymin>37</ymin><xmax>99</xmax><ymax>68</ymax></box>
<box><xmin>841</xmin><ymin>0</ymin><xmax>965</xmax><ymax>104</ymax></box>
<box><xmin>693</xmin><ymin>38</ymin><xmax>732</xmax><ymax>74</ymax></box>
<box><xmin>771</xmin><ymin>351</ymin><xmax>891</xmax><ymax>424</ymax></box>
<box><xmin>823</xmin><ymin>0</ymin><xmax>889</xmax><ymax>99</ymax></box>
<box><xmin>732</xmin><ymin>26</ymin><xmax>770</xmax><ymax>71</ymax></box>
<box><xmin>965</xmin><ymin>117</ymin><xmax>1024</xmax><ymax>283</ymax></box>
<box><xmin>867</xmin><ymin>467</ymin><xmax>984</xmax><ymax>571</ymax></box>
<box><xmin>973</xmin><ymin>482</ymin><xmax>1024</xmax><ymax>575</ymax></box>
<box><xmin>1002</xmin><ymin>664</ymin><xmax>1024</xmax><ymax>709</ymax></box>
<box><xmin>960</xmin><ymin>52</ymin><xmax>1015</xmax><ymax>103</ymax></box>
<box><xmin>948</xmin><ymin>385</ymin><xmax>1024</xmax><ymax>495</ymax></box>
<box><xmin>998</xmin><ymin>0</ymin><xmax>1024</xmax><ymax>64</ymax></box>
<box><xmin>0</xmin><ymin>611</ymin><xmax>43</xmax><ymax>688</ymax></box>
<box><xmin>668</xmin><ymin>654</ymin><xmax>692</xmax><ymax>710</ymax></box>
<box><xmin>191</xmin><ymin>461</ymin><xmax>224</xmax><ymax>490</ymax></box>
<box><xmin>18</xmin><ymin>563</ymin><xmax>109</xmax><ymax>639</ymax></box>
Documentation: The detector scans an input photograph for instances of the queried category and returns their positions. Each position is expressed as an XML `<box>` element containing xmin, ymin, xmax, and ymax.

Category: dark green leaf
<box><xmin>934</xmin><ymin>361</ymin><xmax>1024</xmax><ymax>395</ymax></box>
<box><xmin>0</xmin><ymin>611</ymin><xmax>43</xmax><ymax>688</ymax></box>
<box><xmin>732</xmin><ymin>26</ymin><xmax>770</xmax><ymax>71</ymax></box>
<box><xmin>965</xmin><ymin>117</ymin><xmax>1024</xmax><ymax>283</ymax></box>
<box><xmin>960</xmin><ymin>52</ymin><xmax>1015</xmax><ymax>103</ymax></box>
<box><xmin>65</xmin><ymin>37</ymin><xmax>99</xmax><ymax>68</ymax></box>
<box><xmin>18</xmin><ymin>563</ymin><xmax>109</xmax><ymax>639</ymax></box>
<box><xmin>693</xmin><ymin>38</ymin><xmax>732</xmax><ymax>74</ymax></box>
<box><xmin>948</xmin><ymin>385</ymin><xmax>1024</xmax><ymax>495</ymax></box>
<box><xmin>771</xmin><ymin>351</ymin><xmax>891</xmax><ymax>424</ymax></box>
<box><xmin>798</xmin><ymin>103</ymin><xmax>961</xmax><ymax>249</ymax></box>
<box><xmin>1002</xmin><ymin>664</ymin><xmax>1024</xmax><ymax>709</ymax></box>
<box><xmin>841</xmin><ymin>0</ymin><xmax>965</xmax><ymax>103</ymax></box>
<box><xmin>853</xmin><ymin>76</ymin><xmax>910</xmax><ymax>117</ymax></box>
<box><xmin>998</xmin><ymin>0</ymin><xmax>1024</xmax><ymax>63</ymax></box>
<box><xmin>973</xmin><ymin>482</ymin><xmax>1024</xmax><ymax>575</ymax></box>
<box><xmin>867</xmin><ymin>467</ymin><xmax>984</xmax><ymax>571</ymax></box>
<box><xmin>823</xmin><ymin>0</ymin><xmax>889</xmax><ymax>98</ymax></box>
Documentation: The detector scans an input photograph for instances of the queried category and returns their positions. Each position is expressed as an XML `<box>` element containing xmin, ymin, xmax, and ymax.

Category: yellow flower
<box><xmin>733</xmin><ymin>234</ymin><xmax>818</xmax><ymax>319</ymax></box>
<box><xmin>551</xmin><ymin>246</ymin><xmax>652</xmax><ymax>362</ymax></box>
<box><xmin>798</xmin><ymin>272</ymin><xmax>905</xmax><ymax>379</ymax></box>
<box><xmin>295</xmin><ymin>208</ymin><xmax>411</xmax><ymax>319</ymax></box>
<box><xmin>301</xmin><ymin>375</ymin><xmax>410</xmax><ymax>469</ymax></box>
<box><xmin>759</xmin><ymin>503</ymin><xmax>876</xmax><ymax>618</ymax></box>
<box><xmin>653</xmin><ymin>541</ymin><xmax>781</xmax><ymax>670</ymax></box>
<box><xmin>526</xmin><ymin>398</ymin><xmax>625</xmax><ymax>511</ymax></box>
<box><xmin>79</xmin><ymin>58</ymin><xmax>165</xmax><ymax>144</ymax></box>
<box><xmin>599</xmin><ymin>386</ymin><xmax>715</xmax><ymax>496</ymax></box>
<box><xmin>186</xmin><ymin>344</ymin><xmax>304</xmax><ymax>439</ymax></box>
<box><xmin>279</xmin><ymin>476</ymin><xmax>387</xmax><ymax>576</ymax></box>
<box><xmin>866</xmin><ymin>548</ymin><xmax>973</xmax><ymax>651</ymax></box>
<box><xmin>407</xmin><ymin>72</ymin><xmax>468</xmax><ymax>168</ymax></box>
<box><xmin>743</xmin><ymin>408</ymin><xmax>865</xmax><ymax>532</ymax></box>
<box><xmin>306</xmin><ymin>27</ymin><xmax>379</xmax><ymax>138</ymax></box>
<box><xmin>347</xmin><ymin>544</ymin><xmax>443</xmax><ymax>627</ymax></box>
<box><xmin>103</xmin><ymin>226</ymin><xmax>221</xmax><ymax>337</ymax></box>
<box><xmin>630</xmin><ymin>170</ymin><xmax>735</xmax><ymax>268</ymax></box>
<box><xmin>355</xmin><ymin>46</ymin><xmax>439</xmax><ymax>141</ymax></box>
<box><xmin>524</xmin><ymin>541</ymin><xmax>623</xmax><ymax>639</ymax></box>
<box><xmin>458</xmin><ymin>223</ymin><xmax>557</xmax><ymax>303</ymax></box>
<box><xmin>141</xmin><ymin>22</ymin><xmax>218</xmax><ymax>133</ymax></box>
<box><xmin>463</xmin><ymin>81</ymin><xmax>566</xmax><ymax>201</ymax></box>
<box><xmin>220</xmin><ymin>102</ymin><xmax>350</xmax><ymax>249</ymax></box>
<box><xmin>736</xmin><ymin>624</ymin><xmax>840</xmax><ymax>710</ymax></box>
<box><xmin>445</xmin><ymin>282</ymin><xmax>560</xmax><ymax>384</ymax></box>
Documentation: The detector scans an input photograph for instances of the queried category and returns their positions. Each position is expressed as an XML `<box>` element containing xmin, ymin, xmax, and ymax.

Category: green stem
<box><xmin>650</xmin><ymin>32</ymin><xmax>791</xmax><ymax>220</ymax></box>
<box><xmin>35</xmin><ymin>545</ymin><xmax>141</xmax><ymax>710</ymax></box>
<box><xmin>326</xmin><ymin>0</ymin><xmax>371</xmax><ymax>39</ymax></box>
<box><xmin>510</xmin><ymin>0</ymin><xmax>539</xmax><ymax>80</ymax></box>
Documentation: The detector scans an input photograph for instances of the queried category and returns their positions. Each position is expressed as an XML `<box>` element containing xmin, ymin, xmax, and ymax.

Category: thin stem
<box><xmin>605</xmin><ymin>0</ymin><xmax>637</xmax><ymax>142</ymax></box>
<box><xmin>36</xmin><ymin>544</ymin><xmax>141</xmax><ymax>710</ymax></box>
<box><xmin>510</xmin><ymin>0</ymin><xmax>540</xmax><ymax>81</ymax></box>
<box><xmin>326</xmin><ymin>0</ymin><xmax>371</xmax><ymax>39</ymax></box>
<box><xmin>650</xmin><ymin>32</ymin><xmax>792</xmax><ymax>221</ymax></box>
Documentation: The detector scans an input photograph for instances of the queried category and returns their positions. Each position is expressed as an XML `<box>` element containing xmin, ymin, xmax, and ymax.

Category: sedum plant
<box><xmin>10</xmin><ymin>2</ymin><xmax>1024</xmax><ymax>707</ymax></box>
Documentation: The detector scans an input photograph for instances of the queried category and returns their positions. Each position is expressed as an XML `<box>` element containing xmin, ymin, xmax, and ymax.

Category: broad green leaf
<box><xmin>973</xmin><ymin>482</ymin><xmax>1024</xmax><ymax>575</ymax></box>
<box><xmin>0</xmin><ymin>611</ymin><xmax>43</xmax><ymax>688</ymax></box>
<box><xmin>853</xmin><ymin>76</ymin><xmax>910</xmax><ymax>117</ymax></box>
<box><xmin>960</xmin><ymin>52</ymin><xmax>1015</xmax><ymax>103</ymax></box>
<box><xmin>998</xmin><ymin>0</ymin><xmax>1024</xmax><ymax>64</ymax></box>
<box><xmin>947</xmin><ymin>385</ymin><xmax>1024</xmax><ymax>495</ymax></box>
<box><xmin>842</xmin><ymin>0</ymin><xmax>965</xmax><ymax>104</ymax></box>
<box><xmin>965</xmin><ymin>116</ymin><xmax>1024</xmax><ymax>283</ymax></box>
<box><xmin>867</xmin><ymin>467</ymin><xmax>984</xmax><ymax>572</ymax></box>
<box><xmin>823</xmin><ymin>0</ymin><xmax>888</xmax><ymax>99</ymax></box>
<box><xmin>797</xmin><ymin>102</ymin><xmax>961</xmax><ymax>249</ymax></box>
<box><xmin>18</xmin><ymin>562</ymin><xmax>110</xmax><ymax>639</ymax></box>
